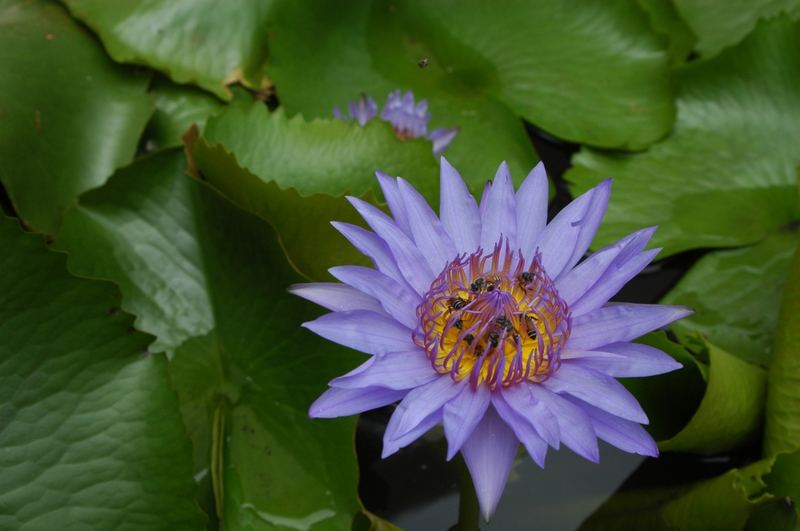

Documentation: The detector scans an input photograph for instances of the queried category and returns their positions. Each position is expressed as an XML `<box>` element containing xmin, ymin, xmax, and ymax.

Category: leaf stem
<box><xmin>456</xmin><ymin>455</ymin><xmax>480</xmax><ymax>531</ymax></box>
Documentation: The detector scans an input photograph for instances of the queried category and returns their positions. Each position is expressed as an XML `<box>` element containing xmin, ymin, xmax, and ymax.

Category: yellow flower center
<box><xmin>414</xmin><ymin>242</ymin><xmax>571</xmax><ymax>389</ymax></box>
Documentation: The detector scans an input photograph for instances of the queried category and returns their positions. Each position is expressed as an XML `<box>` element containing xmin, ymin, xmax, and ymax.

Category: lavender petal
<box><xmin>330</xmin><ymin>221</ymin><xmax>408</xmax><ymax>288</ymax></box>
<box><xmin>543</xmin><ymin>363</ymin><xmax>648</xmax><ymax>423</ymax></box>
<box><xmin>529</xmin><ymin>384</ymin><xmax>599</xmax><ymax>462</ymax></box>
<box><xmin>384</xmin><ymin>376</ymin><xmax>464</xmax><ymax>441</ymax></box>
<box><xmin>288</xmin><ymin>282</ymin><xmax>385</xmax><ymax>314</ymax></box>
<box><xmin>443</xmin><ymin>384</ymin><xmax>491</xmax><ymax>460</ymax></box>
<box><xmin>492</xmin><ymin>392</ymin><xmax>549</xmax><ymax>467</ymax></box>
<box><xmin>480</xmin><ymin>162</ymin><xmax>517</xmax><ymax>250</ymax></box>
<box><xmin>382</xmin><ymin>409</ymin><xmax>443</xmax><ymax>458</ymax></box>
<box><xmin>461</xmin><ymin>406</ymin><xmax>519</xmax><ymax>521</ymax></box>
<box><xmin>570</xmin><ymin>248</ymin><xmax>660</xmax><ymax>316</ymax></box>
<box><xmin>568</xmin><ymin>397</ymin><xmax>658</xmax><ymax>457</ymax></box>
<box><xmin>499</xmin><ymin>384</ymin><xmax>560</xmax><ymax>447</ymax></box>
<box><xmin>515</xmin><ymin>162</ymin><xmax>549</xmax><ymax>258</ymax></box>
<box><xmin>428</xmin><ymin>127</ymin><xmax>459</xmax><ymax>155</ymax></box>
<box><xmin>347</xmin><ymin>196</ymin><xmax>434</xmax><ymax>294</ymax></box>
<box><xmin>535</xmin><ymin>180</ymin><xmax>611</xmax><ymax>278</ymax></box>
<box><xmin>309</xmin><ymin>386</ymin><xmax>406</xmax><ymax>418</ymax></box>
<box><xmin>376</xmin><ymin>171</ymin><xmax>412</xmax><ymax>236</ymax></box>
<box><xmin>302</xmin><ymin>309</ymin><xmax>414</xmax><ymax>355</ymax></box>
<box><xmin>568</xmin><ymin>303</ymin><xmax>693</xmax><ymax>351</ymax></box>
<box><xmin>561</xmin><ymin>342</ymin><xmax>682</xmax><ymax>377</ymax></box>
<box><xmin>329</xmin><ymin>265</ymin><xmax>420</xmax><ymax>329</ymax></box>
<box><xmin>555</xmin><ymin>227</ymin><xmax>655</xmax><ymax>306</ymax></box>
<box><xmin>397</xmin><ymin>177</ymin><xmax>457</xmax><ymax>273</ymax></box>
<box><xmin>330</xmin><ymin>349</ymin><xmax>437</xmax><ymax>390</ymax></box>
<box><xmin>439</xmin><ymin>157</ymin><xmax>481</xmax><ymax>255</ymax></box>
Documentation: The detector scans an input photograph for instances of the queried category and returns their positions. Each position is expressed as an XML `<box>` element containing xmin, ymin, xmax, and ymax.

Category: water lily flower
<box><xmin>291</xmin><ymin>159</ymin><xmax>690</xmax><ymax>520</ymax></box>
<box><xmin>333</xmin><ymin>90</ymin><xmax>459</xmax><ymax>155</ymax></box>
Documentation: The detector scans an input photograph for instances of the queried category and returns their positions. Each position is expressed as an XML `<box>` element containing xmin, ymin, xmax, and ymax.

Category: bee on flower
<box><xmin>291</xmin><ymin>158</ymin><xmax>690</xmax><ymax>520</ymax></box>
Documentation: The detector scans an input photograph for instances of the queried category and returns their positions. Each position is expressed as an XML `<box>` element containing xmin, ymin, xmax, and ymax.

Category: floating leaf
<box><xmin>569</xmin><ymin>16</ymin><xmax>800</xmax><ymax>257</ymax></box>
<box><xmin>637</xmin><ymin>0</ymin><xmax>696</xmax><ymax>64</ymax></box>
<box><xmin>581</xmin><ymin>458</ymin><xmax>776</xmax><ymax>530</ymax></box>
<box><xmin>663</xmin><ymin>234</ymin><xmax>798</xmax><ymax>366</ymax></box>
<box><xmin>266</xmin><ymin>0</ymin><xmax>675</xmax><ymax>184</ymax></box>
<box><xmin>56</xmin><ymin>149</ymin><xmax>367</xmax><ymax>528</ymax></box>
<box><xmin>659</xmin><ymin>339</ymin><xmax>767</xmax><ymax>454</ymax></box>
<box><xmin>189</xmin><ymin>102</ymin><xmax>440</xmax><ymax>280</ymax></box>
<box><xmin>0</xmin><ymin>0</ymin><xmax>151</xmax><ymax>234</ymax></box>
<box><xmin>145</xmin><ymin>77</ymin><xmax>224</xmax><ymax>150</ymax></box>
<box><xmin>62</xmin><ymin>0</ymin><xmax>272</xmax><ymax>99</ymax></box>
<box><xmin>621</xmin><ymin>332</ymin><xmax>705</xmax><ymax>442</ymax></box>
<box><xmin>764</xmin><ymin>242</ymin><xmax>800</xmax><ymax>456</ymax></box>
<box><xmin>764</xmin><ymin>452</ymin><xmax>800</xmax><ymax>518</ymax></box>
<box><xmin>672</xmin><ymin>0</ymin><xmax>800</xmax><ymax>57</ymax></box>
<box><xmin>0</xmin><ymin>215</ymin><xmax>205</xmax><ymax>529</ymax></box>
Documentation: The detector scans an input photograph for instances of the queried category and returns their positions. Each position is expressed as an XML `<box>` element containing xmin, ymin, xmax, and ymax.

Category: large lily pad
<box><xmin>581</xmin><ymin>458</ymin><xmax>777</xmax><ymax>530</ymax></box>
<box><xmin>569</xmin><ymin>16</ymin><xmax>800</xmax><ymax>257</ymax></box>
<box><xmin>663</xmin><ymin>234</ymin><xmax>798</xmax><ymax>366</ymax></box>
<box><xmin>672</xmin><ymin>0</ymin><xmax>800</xmax><ymax>57</ymax></box>
<box><xmin>56</xmin><ymin>150</ymin><xmax>366</xmax><ymax>529</ymax></box>
<box><xmin>0</xmin><ymin>215</ymin><xmax>205</xmax><ymax>530</ymax></box>
<box><xmin>0</xmin><ymin>0</ymin><xmax>151</xmax><ymax>234</ymax></box>
<box><xmin>659</xmin><ymin>339</ymin><xmax>767</xmax><ymax>454</ymax></box>
<box><xmin>62</xmin><ymin>0</ymin><xmax>272</xmax><ymax>99</ymax></box>
<box><xmin>621</xmin><ymin>332</ymin><xmax>705</xmax><ymax>442</ymax></box>
<box><xmin>764</xmin><ymin>243</ymin><xmax>800</xmax><ymax>456</ymax></box>
<box><xmin>189</xmin><ymin>101</ymin><xmax>440</xmax><ymax>280</ymax></box>
<box><xmin>144</xmin><ymin>77</ymin><xmax>224</xmax><ymax>150</ymax></box>
<box><xmin>266</xmin><ymin>0</ymin><xmax>675</xmax><ymax>185</ymax></box>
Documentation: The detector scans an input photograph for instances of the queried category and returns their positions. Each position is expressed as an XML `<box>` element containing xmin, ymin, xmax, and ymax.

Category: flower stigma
<box><xmin>415</xmin><ymin>241</ymin><xmax>571</xmax><ymax>390</ymax></box>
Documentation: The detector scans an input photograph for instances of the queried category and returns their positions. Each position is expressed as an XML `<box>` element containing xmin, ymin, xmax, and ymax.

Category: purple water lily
<box><xmin>292</xmin><ymin>159</ymin><xmax>690</xmax><ymax>519</ymax></box>
<box><xmin>333</xmin><ymin>90</ymin><xmax>459</xmax><ymax>155</ymax></box>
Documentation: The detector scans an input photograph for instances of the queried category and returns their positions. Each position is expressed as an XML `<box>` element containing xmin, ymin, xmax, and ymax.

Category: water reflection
<box><xmin>359</xmin><ymin>409</ymin><xmax>644</xmax><ymax>530</ymax></box>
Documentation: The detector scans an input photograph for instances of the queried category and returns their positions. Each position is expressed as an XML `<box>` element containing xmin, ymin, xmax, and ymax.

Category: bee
<box><xmin>487</xmin><ymin>331</ymin><xmax>500</xmax><ymax>348</ymax></box>
<box><xmin>525</xmin><ymin>314</ymin><xmax>539</xmax><ymax>340</ymax></box>
<box><xmin>496</xmin><ymin>315</ymin><xmax>514</xmax><ymax>332</ymax></box>
<box><xmin>453</xmin><ymin>318</ymin><xmax>464</xmax><ymax>330</ymax></box>
<box><xmin>519</xmin><ymin>271</ymin><xmax>534</xmax><ymax>285</ymax></box>
<box><xmin>470</xmin><ymin>277</ymin><xmax>486</xmax><ymax>292</ymax></box>
<box><xmin>449</xmin><ymin>297</ymin><xmax>467</xmax><ymax>310</ymax></box>
<box><xmin>463</xmin><ymin>334</ymin><xmax>475</xmax><ymax>345</ymax></box>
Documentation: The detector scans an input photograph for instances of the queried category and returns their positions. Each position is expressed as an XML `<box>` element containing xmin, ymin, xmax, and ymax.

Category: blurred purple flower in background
<box><xmin>292</xmin><ymin>159</ymin><xmax>691</xmax><ymax>519</ymax></box>
<box><xmin>334</xmin><ymin>90</ymin><xmax>459</xmax><ymax>155</ymax></box>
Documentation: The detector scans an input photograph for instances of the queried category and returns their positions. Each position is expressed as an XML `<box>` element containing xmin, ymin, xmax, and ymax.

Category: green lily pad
<box><xmin>568</xmin><ymin>16</ymin><xmax>800</xmax><ymax>257</ymax></box>
<box><xmin>663</xmin><ymin>234</ymin><xmax>798</xmax><ymax>366</ymax></box>
<box><xmin>764</xmin><ymin>243</ymin><xmax>800</xmax><ymax>456</ymax></box>
<box><xmin>581</xmin><ymin>458</ymin><xmax>777</xmax><ymax>530</ymax></box>
<box><xmin>0</xmin><ymin>0</ymin><xmax>152</xmax><ymax>234</ymax></box>
<box><xmin>266</xmin><ymin>0</ymin><xmax>675</xmax><ymax>185</ymax></box>
<box><xmin>144</xmin><ymin>77</ymin><xmax>224</xmax><ymax>150</ymax></box>
<box><xmin>764</xmin><ymin>452</ymin><xmax>800</xmax><ymax>517</ymax></box>
<box><xmin>672</xmin><ymin>0</ymin><xmax>800</xmax><ymax>58</ymax></box>
<box><xmin>0</xmin><ymin>215</ymin><xmax>205</xmax><ymax>530</ymax></box>
<box><xmin>659</xmin><ymin>339</ymin><xmax>767</xmax><ymax>454</ymax></box>
<box><xmin>62</xmin><ymin>0</ymin><xmax>272</xmax><ymax>99</ymax></box>
<box><xmin>56</xmin><ymin>149</ymin><xmax>368</xmax><ymax>529</ymax></box>
<box><xmin>621</xmin><ymin>332</ymin><xmax>706</xmax><ymax>442</ymax></box>
<box><xmin>189</xmin><ymin>102</ymin><xmax>440</xmax><ymax>280</ymax></box>
<box><xmin>637</xmin><ymin>0</ymin><xmax>696</xmax><ymax>64</ymax></box>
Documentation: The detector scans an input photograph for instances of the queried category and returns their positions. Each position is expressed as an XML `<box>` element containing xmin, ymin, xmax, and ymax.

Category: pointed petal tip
<box><xmin>308</xmin><ymin>394</ymin><xmax>328</xmax><ymax>418</ymax></box>
<box><xmin>287</xmin><ymin>283</ymin><xmax>302</xmax><ymax>295</ymax></box>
